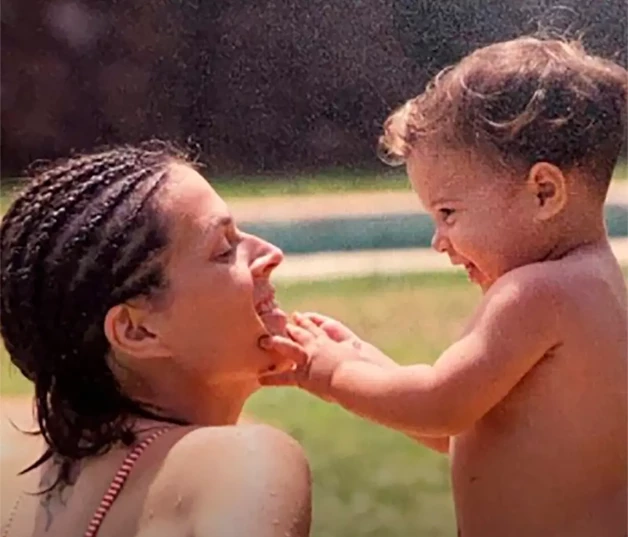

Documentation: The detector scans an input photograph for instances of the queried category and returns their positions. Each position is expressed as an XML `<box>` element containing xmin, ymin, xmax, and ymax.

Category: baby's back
<box><xmin>452</xmin><ymin>248</ymin><xmax>627</xmax><ymax>537</ymax></box>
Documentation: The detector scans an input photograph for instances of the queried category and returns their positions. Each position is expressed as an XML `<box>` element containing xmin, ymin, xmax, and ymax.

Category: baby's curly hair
<box><xmin>378</xmin><ymin>36</ymin><xmax>627</xmax><ymax>194</ymax></box>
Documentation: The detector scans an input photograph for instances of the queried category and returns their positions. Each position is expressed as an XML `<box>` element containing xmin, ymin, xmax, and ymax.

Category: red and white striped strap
<box><xmin>83</xmin><ymin>427</ymin><xmax>172</xmax><ymax>537</ymax></box>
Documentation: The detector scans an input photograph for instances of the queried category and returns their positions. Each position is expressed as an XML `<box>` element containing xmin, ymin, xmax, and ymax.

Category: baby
<box><xmin>261</xmin><ymin>36</ymin><xmax>627</xmax><ymax>537</ymax></box>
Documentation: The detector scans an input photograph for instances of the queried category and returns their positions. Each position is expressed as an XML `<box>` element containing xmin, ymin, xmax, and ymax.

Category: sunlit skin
<box><xmin>103</xmin><ymin>163</ymin><xmax>302</xmax><ymax>425</ymax></box>
<box><xmin>261</xmin><ymin>147</ymin><xmax>627</xmax><ymax>537</ymax></box>
<box><xmin>0</xmin><ymin>164</ymin><xmax>311</xmax><ymax>537</ymax></box>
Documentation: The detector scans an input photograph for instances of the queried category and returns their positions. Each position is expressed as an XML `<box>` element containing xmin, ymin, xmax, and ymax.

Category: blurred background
<box><xmin>2</xmin><ymin>0</ymin><xmax>626</xmax><ymax>175</ymax></box>
<box><xmin>1</xmin><ymin>2</ymin><xmax>627</xmax><ymax>536</ymax></box>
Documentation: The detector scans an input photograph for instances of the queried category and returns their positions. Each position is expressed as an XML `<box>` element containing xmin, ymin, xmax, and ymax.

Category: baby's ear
<box><xmin>103</xmin><ymin>302</ymin><xmax>171</xmax><ymax>360</ymax></box>
<box><xmin>526</xmin><ymin>162</ymin><xmax>568</xmax><ymax>220</ymax></box>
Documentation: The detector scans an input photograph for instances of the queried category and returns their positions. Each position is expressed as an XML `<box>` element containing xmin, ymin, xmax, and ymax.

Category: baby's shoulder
<box><xmin>487</xmin><ymin>262</ymin><xmax>570</xmax><ymax>309</ymax></box>
<box><xmin>490</xmin><ymin>250</ymin><xmax>624</xmax><ymax>320</ymax></box>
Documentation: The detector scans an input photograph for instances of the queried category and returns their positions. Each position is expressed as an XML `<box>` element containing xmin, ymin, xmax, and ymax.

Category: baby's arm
<box><xmin>266</xmin><ymin>271</ymin><xmax>562</xmax><ymax>437</ymax></box>
<box><xmin>406</xmin><ymin>433</ymin><xmax>450</xmax><ymax>453</ymax></box>
<box><xmin>293</xmin><ymin>313</ymin><xmax>450</xmax><ymax>454</ymax></box>
<box><xmin>325</xmin><ymin>275</ymin><xmax>561</xmax><ymax>435</ymax></box>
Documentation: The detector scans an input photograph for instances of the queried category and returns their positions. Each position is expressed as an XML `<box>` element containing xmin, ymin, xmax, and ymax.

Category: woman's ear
<box><xmin>103</xmin><ymin>303</ymin><xmax>171</xmax><ymax>360</ymax></box>
<box><xmin>526</xmin><ymin>162</ymin><xmax>568</xmax><ymax>221</ymax></box>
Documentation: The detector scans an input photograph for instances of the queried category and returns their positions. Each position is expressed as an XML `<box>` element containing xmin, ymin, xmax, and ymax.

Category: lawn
<box><xmin>0</xmin><ymin>168</ymin><xmax>411</xmax><ymax>211</ymax></box>
<box><xmin>1</xmin><ymin>271</ymin><xmax>479</xmax><ymax>537</ymax></box>
<box><xmin>0</xmin><ymin>162</ymin><xmax>625</xmax><ymax>537</ymax></box>
<box><xmin>1</xmin><ymin>160</ymin><xmax>626</xmax><ymax>205</ymax></box>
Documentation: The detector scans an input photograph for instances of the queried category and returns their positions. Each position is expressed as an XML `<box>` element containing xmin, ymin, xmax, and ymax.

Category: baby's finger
<box><xmin>302</xmin><ymin>312</ymin><xmax>356</xmax><ymax>342</ymax></box>
<box><xmin>293</xmin><ymin>312</ymin><xmax>326</xmax><ymax>336</ymax></box>
<box><xmin>300</xmin><ymin>312</ymin><xmax>333</xmax><ymax>326</ymax></box>
<box><xmin>261</xmin><ymin>356</ymin><xmax>300</xmax><ymax>376</ymax></box>
<box><xmin>286</xmin><ymin>323</ymin><xmax>317</xmax><ymax>346</ymax></box>
<box><xmin>258</xmin><ymin>369</ymin><xmax>299</xmax><ymax>387</ymax></box>
<box><xmin>258</xmin><ymin>335</ymin><xmax>309</xmax><ymax>367</ymax></box>
<box><xmin>320</xmin><ymin>322</ymin><xmax>353</xmax><ymax>343</ymax></box>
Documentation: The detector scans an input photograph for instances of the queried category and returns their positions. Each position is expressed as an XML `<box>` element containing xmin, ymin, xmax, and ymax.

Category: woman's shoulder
<box><xmin>165</xmin><ymin>423</ymin><xmax>307</xmax><ymax>473</ymax></box>
<box><xmin>137</xmin><ymin>423</ymin><xmax>312</xmax><ymax>536</ymax></box>
<box><xmin>157</xmin><ymin>422</ymin><xmax>311</xmax><ymax>494</ymax></box>
<box><xmin>160</xmin><ymin>421</ymin><xmax>307</xmax><ymax>470</ymax></box>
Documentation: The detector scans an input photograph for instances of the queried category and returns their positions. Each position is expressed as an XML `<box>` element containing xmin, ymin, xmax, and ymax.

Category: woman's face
<box><xmin>139</xmin><ymin>163</ymin><xmax>289</xmax><ymax>385</ymax></box>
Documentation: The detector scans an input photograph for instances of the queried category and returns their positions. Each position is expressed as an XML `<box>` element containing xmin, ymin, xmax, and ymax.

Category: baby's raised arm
<box><xmin>264</xmin><ymin>269</ymin><xmax>563</xmax><ymax>437</ymax></box>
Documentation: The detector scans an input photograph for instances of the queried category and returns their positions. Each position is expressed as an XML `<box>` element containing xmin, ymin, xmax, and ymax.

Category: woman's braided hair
<box><xmin>0</xmin><ymin>140</ymin><xmax>191</xmax><ymax>489</ymax></box>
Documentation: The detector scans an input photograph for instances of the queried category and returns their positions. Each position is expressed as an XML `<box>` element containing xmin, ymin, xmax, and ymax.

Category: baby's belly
<box><xmin>450</xmin><ymin>405</ymin><xmax>626</xmax><ymax>537</ymax></box>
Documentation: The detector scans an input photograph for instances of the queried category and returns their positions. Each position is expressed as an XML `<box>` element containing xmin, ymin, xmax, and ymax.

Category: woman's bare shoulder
<box><xmin>138</xmin><ymin>423</ymin><xmax>312</xmax><ymax>537</ymax></box>
<box><xmin>158</xmin><ymin>422</ymin><xmax>307</xmax><ymax>469</ymax></box>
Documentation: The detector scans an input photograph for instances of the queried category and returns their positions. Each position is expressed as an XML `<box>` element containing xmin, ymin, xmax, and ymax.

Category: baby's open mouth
<box><xmin>463</xmin><ymin>262</ymin><xmax>482</xmax><ymax>283</ymax></box>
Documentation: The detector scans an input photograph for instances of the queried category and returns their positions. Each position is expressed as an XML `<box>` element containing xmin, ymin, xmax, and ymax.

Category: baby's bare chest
<box><xmin>457</xmin><ymin>343</ymin><xmax>624</xmax><ymax>463</ymax></box>
<box><xmin>450</xmin><ymin>348</ymin><xmax>626</xmax><ymax>535</ymax></box>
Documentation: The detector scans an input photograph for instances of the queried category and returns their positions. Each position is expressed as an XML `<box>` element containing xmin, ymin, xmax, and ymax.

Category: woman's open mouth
<box><xmin>256</xmin><ymin>295</ymin><xmax>280</xmax><ymax>314</ymax></box>
<box><xmin>255</xmin><ymin>294</ymin><xmax>288</xmax><ymax>335</ymax></box>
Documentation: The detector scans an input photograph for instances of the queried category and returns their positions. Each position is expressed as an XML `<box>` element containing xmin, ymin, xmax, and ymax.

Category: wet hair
<box><xmin>378</xmin><ymin>36</ymin><xmax>627</xmax><ymax>194</ymax></box>
<box><xmin>0</xmin><ymin>140</ymin><xmax>193</xmax><ymax>490</ymax></box>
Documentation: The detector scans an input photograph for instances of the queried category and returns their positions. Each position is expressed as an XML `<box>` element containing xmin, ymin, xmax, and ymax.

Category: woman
<box><xmin>0</xmin><ymin>141</ymin><xmax>311</xmax><ymax>537</ymax></box>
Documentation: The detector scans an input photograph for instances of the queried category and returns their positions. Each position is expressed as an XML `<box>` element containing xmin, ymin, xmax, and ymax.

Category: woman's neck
<box><xmin>144</xmin><ymin>380</ymin><xmax>251</xmax><ymax>426</ymax></box>
<box><xmin>112</xmin><ymin>358</ymin><xmax>256</xmax><ymax>427</ymax></box>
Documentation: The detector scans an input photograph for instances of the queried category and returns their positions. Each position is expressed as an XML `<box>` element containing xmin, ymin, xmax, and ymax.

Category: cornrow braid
<box><xmin>0</xmin><ymin>141</ymin><xmax>192</xmax><ymax>490</ymax></box>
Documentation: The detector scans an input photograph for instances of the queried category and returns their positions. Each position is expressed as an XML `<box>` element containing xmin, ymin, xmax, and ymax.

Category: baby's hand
<box><xmin>258</xmin><ymin>312</ymin><xmax>399</xmax><ymax>399</ymax></box>
<box><xmin>298</xmin><ymin>312</ymin><xmax>358</xmax><ymax>343</ymax></box>
<box><xmin>302</xmin><ymin>312</ymin><xmax>399</xmax><ymax>370</ymax></box>
<box><xmin>258</xmin><ymin>313</ymin><xmax>361</xmax><ymax>399</ymax></box>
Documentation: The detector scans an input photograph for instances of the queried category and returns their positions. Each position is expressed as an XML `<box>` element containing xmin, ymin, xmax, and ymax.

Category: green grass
<box><xmin>217</xmin><ymin>163</ymin><xmax>628</xmax><ymax>197</ymax></box>
<box><xmin>0</xmin><ymin>154</ymin><xmax>625</xmax><ymax>536</ymax></box>
<box><xmin>3</xmin><ymin>160</ymin><xmax>624</xmax><ymax>205</ymax></box>
<box><xmin>248</xmin><ymin>272</ymin><xmax>477</xmax><ymax>537</ymax></box>
<box><xmin>613</xmin><ymin>160</ymin><xmax>627</xmax><ymax>181</ymax></box>
<box><xmin>1</xmin><ymin>271</ymin><xmax>478</xmax><ymax>537</ymax></box>
<box><xmin>213</xmin><ymin>168</ymin><xmax>412</xmax><ymax>198</ymax></box>
<box><xmin>0</xmin><ymin>168</ymin><xmax>412</xmax><ymax>209</ymax></box>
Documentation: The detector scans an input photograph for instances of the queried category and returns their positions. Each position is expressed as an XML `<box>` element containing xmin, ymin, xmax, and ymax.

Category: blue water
<box><xmin>240</xmin><ymin>204</ymin><xmax>628</xmax><ymax>255</ymax></box>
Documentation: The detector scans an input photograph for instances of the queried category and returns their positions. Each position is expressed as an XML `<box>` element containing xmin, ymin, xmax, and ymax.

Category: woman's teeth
<box><xmin>257</xmin><ymin>297</ymin><xmax>278</xmax><ymax>314</ymax></box>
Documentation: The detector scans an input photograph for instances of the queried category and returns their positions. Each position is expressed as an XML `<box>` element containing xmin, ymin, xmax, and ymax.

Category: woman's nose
<box><xmin>431</xmin><ymin>227</ymin><xmax>449</xmax><ymax>253</ymax></box>
<box><xmin>248</xmin><ymin>234</ymin><xmax>284</xmax><ymax>277</ymax></box>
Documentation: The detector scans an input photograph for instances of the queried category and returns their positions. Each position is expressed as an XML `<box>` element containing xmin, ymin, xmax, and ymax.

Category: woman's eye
<box><xmin>214</xmin><ymin>231</ymin><xmax>243</xmax><ymax>261</ymax></box>
<box><xmin>215</xmin><ymin>247</ymin><xmax>233</xmax><ymax>260</ymax></box>
<box><xmin>213</xmin><ymin>242</ymin><xmax>235</xmax><ymax>261</ymax></box>
<box><xmin>439</xmin><ymin>208</ymin><xmax>455</xmax><ymax>222</ymax></box>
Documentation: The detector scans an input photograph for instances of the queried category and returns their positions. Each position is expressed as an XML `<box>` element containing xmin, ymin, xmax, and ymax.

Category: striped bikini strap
<box><xmin>83</xmin><ymin>427</ymin><xmax>172</xmax><ymax>537</ymax></box>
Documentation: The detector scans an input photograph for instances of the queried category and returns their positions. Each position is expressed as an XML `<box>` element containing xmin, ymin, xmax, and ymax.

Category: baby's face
<box><xmin>407</xmin><ymin>146</ymin><xmax>543</xmax><ymax>291</ymax></box>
